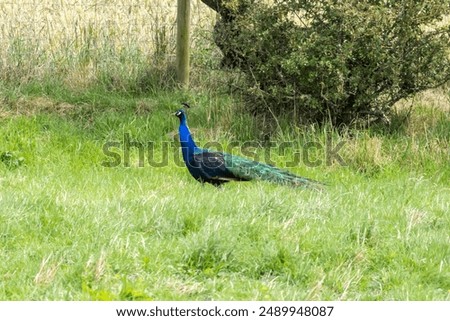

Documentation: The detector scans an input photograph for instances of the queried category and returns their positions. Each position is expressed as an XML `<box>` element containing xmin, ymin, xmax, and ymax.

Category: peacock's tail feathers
<box><xmin>223</xmin><ymin>153</ymin><xmax>323</xmax><ymax>188</ymax></box>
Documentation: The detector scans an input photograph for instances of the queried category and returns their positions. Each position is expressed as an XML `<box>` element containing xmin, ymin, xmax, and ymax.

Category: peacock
<box><xmin>174</xmin><ymin>103</ymin><xmax>323</xmax><ymax>188</ymax></box>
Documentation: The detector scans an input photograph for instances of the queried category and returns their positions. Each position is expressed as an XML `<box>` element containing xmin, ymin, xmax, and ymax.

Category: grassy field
<box><xmin>0</xmin><ymin>0</ymin><xmax>449</xmax><ymax>301</ymax></box>
<box><xmin>0</xmin><ymin>82</ymin><xmax>449</xmax><ymax>300</ymax></box>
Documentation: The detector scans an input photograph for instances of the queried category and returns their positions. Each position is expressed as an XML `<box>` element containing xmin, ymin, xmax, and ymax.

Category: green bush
<box><xmin>211</xmin><ymin>0</ymin><xmax>450</xmax><ymax>125</ymax></box>
<box><xmin>0</xmin><ymin>151</ymin><xmax>25</xmax><ymax>170</ymax></box>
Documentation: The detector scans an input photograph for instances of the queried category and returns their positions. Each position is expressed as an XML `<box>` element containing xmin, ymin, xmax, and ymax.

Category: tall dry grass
<box><xmin>0</xmin><ymin>0</ymin><xmax>217</xmax><ymax>89</ymax></box>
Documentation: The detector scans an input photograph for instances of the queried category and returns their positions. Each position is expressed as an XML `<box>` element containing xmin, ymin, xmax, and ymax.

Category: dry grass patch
<box><xmin>0</xmin><ymin>0</ymin><xmax>215</xmax><ymax>56</ymax></box>
<box><xmin>0</xmin><ymin>96</ymin><xmax>79</xmax><ymax>118</ymax></box>
<box><xmin>34</xmin><ymin>254</ymin><xmax>61</xmax><ymax>285</ymax></box>
<box><xmin>0</xmin><ymin>0</ymin><xmax>217</xmax><ymax>85</ymax></box>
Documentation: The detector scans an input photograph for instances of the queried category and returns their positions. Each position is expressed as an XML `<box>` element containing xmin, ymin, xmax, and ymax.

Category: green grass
<box><xmin>0</xmin><ymin>82</ymin><xmax>449</xmax><ymax>300</ymax></box>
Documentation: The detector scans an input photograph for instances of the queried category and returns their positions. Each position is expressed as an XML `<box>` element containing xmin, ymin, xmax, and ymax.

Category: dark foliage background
<box><xmin>206</xmin><ymin>0</ymin><xmax>450</xmax><ymax>125</ymax></box>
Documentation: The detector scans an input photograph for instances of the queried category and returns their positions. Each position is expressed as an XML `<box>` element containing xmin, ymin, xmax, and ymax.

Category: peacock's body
<box><xmin>174</xmin><ymin>106</ymin><xmax>323</xmax><ymax>188</ymax></box>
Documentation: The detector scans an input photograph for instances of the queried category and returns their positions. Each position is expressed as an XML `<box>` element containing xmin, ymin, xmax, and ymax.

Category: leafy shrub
<box><xmin>210</xmin><ymin>0</ymin><xmax>450</xmax><ymax>125</ymax></box>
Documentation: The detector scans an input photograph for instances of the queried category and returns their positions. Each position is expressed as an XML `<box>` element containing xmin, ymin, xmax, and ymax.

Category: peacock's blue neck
<box><xmin>178</xmin><ymin>116</ymin><xmax>198</xmax><ymax>162</ymax></box>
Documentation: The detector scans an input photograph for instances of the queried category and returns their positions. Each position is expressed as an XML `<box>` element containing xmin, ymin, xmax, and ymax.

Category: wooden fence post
<box><xmin>176</xmin><ymin>0</ymin><xmax>191</xmax><ymax>88</ymax></box>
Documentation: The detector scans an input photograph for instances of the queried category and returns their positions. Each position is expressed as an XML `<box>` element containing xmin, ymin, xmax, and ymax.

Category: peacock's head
<box><xmin>174</xmin><ymin>109</ymin><xmax>185</xmax><ymax>119</ymax></box>
<box><xmin>174</xmin><ymin>103</ymin><xmax>190</xmax><ymax>121</ymax></box>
